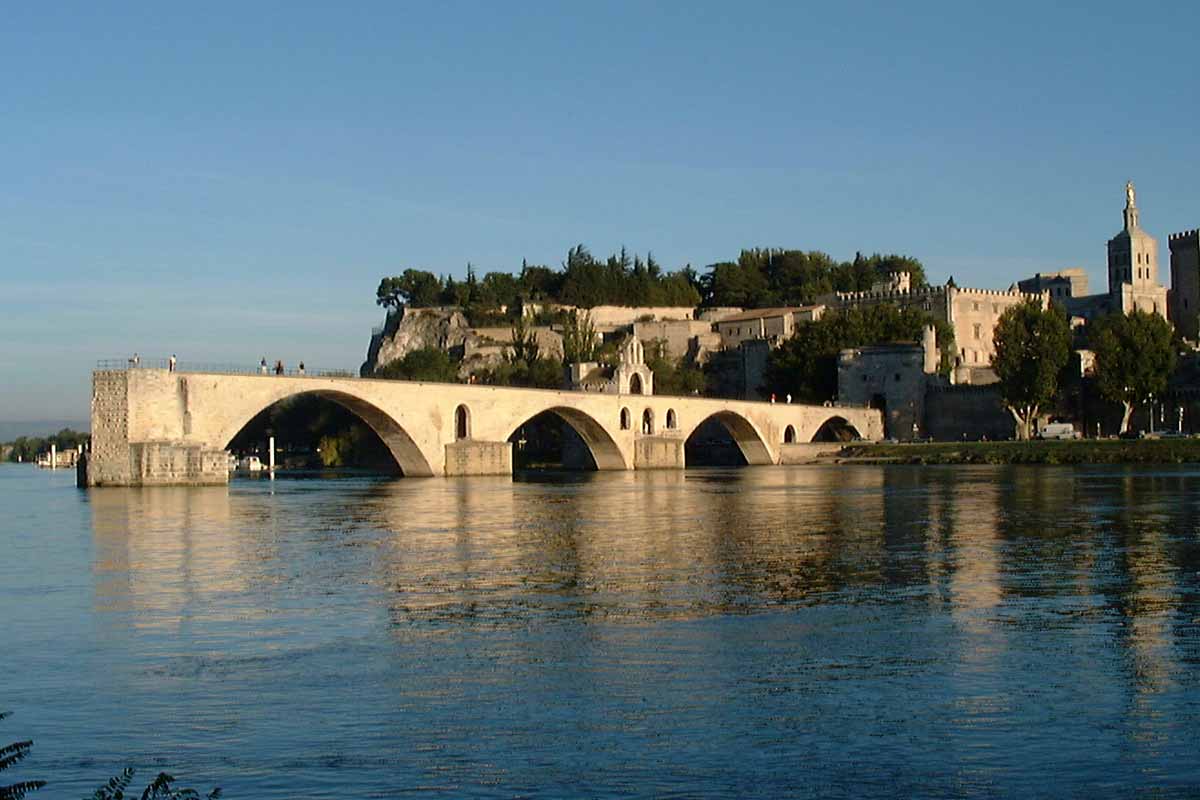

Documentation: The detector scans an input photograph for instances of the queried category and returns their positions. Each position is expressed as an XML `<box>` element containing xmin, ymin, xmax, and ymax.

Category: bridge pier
<box><xmin>444</xmin><ymin>440</ymin><xmax>512</xmax><ymax>476</ymax></box>
<box><xmin>634</xmin><ymin>436</ymin><xmax>686</xmax><ymax>470</ymax></box>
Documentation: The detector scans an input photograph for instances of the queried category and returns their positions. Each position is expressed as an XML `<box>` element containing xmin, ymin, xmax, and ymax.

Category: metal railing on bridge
<box><xmin>96</xmin><ymin>358</ymin><xmax>360</xmax><ymax>379</ymax></box>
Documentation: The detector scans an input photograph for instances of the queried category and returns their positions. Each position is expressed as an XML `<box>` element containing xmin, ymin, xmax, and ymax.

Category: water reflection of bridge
<box><xmin>86</xmin><ymin>467</ymin><xmax>1199</xmax><ymax>790</ymax></box>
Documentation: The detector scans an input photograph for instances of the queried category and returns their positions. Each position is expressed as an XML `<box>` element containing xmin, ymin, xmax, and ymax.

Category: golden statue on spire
<box><xmin>1126</xmin><ymin>180</ymin><xmax>1136</xmax><ymax>208</ymax></box>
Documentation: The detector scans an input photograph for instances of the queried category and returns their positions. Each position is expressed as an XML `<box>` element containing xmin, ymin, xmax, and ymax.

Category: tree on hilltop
<box><xmin>991</xmin><ymin>301</ymin><xmax>1071</xmax><ymax>440</ymax></box>
<box><xmin>376</xmin><ymin>270</ymin><xmax>441</xmax><ymax>309</ymax></box>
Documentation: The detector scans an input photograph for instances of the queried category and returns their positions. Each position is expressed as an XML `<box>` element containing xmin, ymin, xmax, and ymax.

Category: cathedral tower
<box><xmin>1106</xmin><ymin>181</ymin><xmax>1167</xmax><ymax>317</ymax></box>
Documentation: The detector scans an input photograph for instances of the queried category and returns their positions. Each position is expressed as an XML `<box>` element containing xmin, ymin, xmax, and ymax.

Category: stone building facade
<box><xmin>566</xmin><ymin>336</ymin><xmax>655</xmax><ymax>395</ymax></box>
<box><xmin>714</xmin><ymin>306</ymin><xmax>825</xmax><ymax>350</ymax></box>
<box><xmin>837</xmin><ymin>326</ymin><xmax>940</xmax><ymax>440</ymax></box>
<box><xmin>1018</xmin><ymin>268</ymin><xmax>1089</xmax><ymax>302</ymax></box>
<box><xmin>1169</xmin><ymin>228</ymin><xmax>1200</xmax><ymax>340</ymax></box>
<box><xmin>825</xmin><ymin>277</ymin><xmax>1043</xmax><ymax>384</ymax></box>
<box><xmin>632</xmin><ymin>318</ymin><xmax>719</xmax><ymax>361</ymax></box>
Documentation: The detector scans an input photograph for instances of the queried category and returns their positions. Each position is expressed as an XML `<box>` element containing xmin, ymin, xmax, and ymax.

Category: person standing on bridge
<box><xmin>298</xmin><ymin>361</ymin><xmax>305</xmax><ymax>375</ymax></box>
<box><xmin>274</xmin><ymin>360</ymin><xmax>284</xmax><ymax>375</ymax></box>
<box><xmin>260</xmin><ymin>358</ymin><xmax>268</xmax><ymax>374</ymax></box>
<box><xmin>169</xmin><ymin>354</ymin><xmax>177</xmax><ymax>372</ymax></box>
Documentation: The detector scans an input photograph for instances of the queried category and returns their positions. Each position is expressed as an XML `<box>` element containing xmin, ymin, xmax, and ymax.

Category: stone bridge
<box><xmin>85</xmin><ymin>368</ymin><xmax>883</xmax><ymax>486</ymax></box>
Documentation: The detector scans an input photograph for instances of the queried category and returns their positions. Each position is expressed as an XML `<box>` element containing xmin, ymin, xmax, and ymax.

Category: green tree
<box><xmin>480</xmin><ymin>357</ymin><xmax>563</xmax><ymax>389</ymax></box>
<box><xmin>763</xmin><ymin>305</ymin><xmax>954</xmax><ymax>403</ymax></box>
<box><xmin>561</xmin><ymin>310</ymin><xmax>598</xmax><ymax>363</ymax></box>
<box><xmin>699</xmin><ymin>249</ymin><xmax>928</xmax><ymax>307</ymax></box>
<box><xmin>376</xmin><ymin>269</ymin><xmax>442</xmax><ymax>309</ymax></box>
<box><xmin>991</xmin><ymin>301</ymin><xmax>1071</xmax><ymax>440</ymax></box>
<box><xmin>3</xmin><ymin>429</ymin><xmax>90</xmax><ymax>463</ymax></box>
<box><xmin>372</xmin><ymin>348</ymin><xmax>460</xmax><ymax>382</ymax></box>
<box><xmin>646</xmin><ymin>341</ymin><xmax>705</xmax><ymax>396</ymax></box>
<box><xmin>1091</xmin><ymin>310</ymin><xmax>1176</xmax><ymax>434</ymax></box>
<box><xmin>508</xmin><ymin>315</ymin><xmax>541</xmax><ymax>365</ymax></box>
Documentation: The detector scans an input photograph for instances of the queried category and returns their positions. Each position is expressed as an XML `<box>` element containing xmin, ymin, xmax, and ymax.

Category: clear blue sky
<box><xmin>2</xmin><ymin>0</ymin><xmax>1197</xmax><ymax>421</ymax></box>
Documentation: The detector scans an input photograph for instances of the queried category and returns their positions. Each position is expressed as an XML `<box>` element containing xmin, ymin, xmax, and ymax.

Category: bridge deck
<box><xmin>85</xmin><ymin>365</ymin><xmax>883</xmax><ymax>485</ymax></box>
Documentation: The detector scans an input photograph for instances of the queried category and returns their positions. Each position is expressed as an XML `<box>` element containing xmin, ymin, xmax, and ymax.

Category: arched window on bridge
<box><xmin>666</xmin><ymin>409</ymin><xmax>677</xmax><ymax>430</ymax></box>
<box><xmin>620</xmin><ymin>407</ymin><xmax>631</xmax><ymax>430</ymax></box>
<box><xmin>455</xmin><ymin>404</ymin><xmax>470</xmax><ymax>440</ymax></box>
<box><xmin>642</xmin><ymin>408</ymin><xmax>655</xmax><ymax>435</ymax></box>
<box><xmin>784</xmin><ymin>425</ymin><xmax>796</xmax><ymax>444</ymax></box>
<box><xmin>629</xmin><ymin>373</ymin><xmax>643</xmax><ymax>395</ymax></box>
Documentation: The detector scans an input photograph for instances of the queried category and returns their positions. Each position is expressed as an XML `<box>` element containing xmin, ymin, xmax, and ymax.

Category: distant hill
<box><xmin>0</xmin><ymin>420</ymin><xmax>89</xmax><ymax>441</ymax></box>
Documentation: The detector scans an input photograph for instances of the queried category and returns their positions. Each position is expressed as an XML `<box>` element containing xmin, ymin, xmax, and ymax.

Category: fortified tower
<box><xmin>1168</xmin><ymin>229</ymin><xmax>1200</xmax><ymax>340</ymax></box>
<box><xmin>1107</xmin><ymin>181</ymin><xmax>1168</xmax><ymax>318</ymax></box>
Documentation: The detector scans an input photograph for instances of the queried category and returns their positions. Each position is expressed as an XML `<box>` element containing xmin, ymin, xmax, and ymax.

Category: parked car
<box><xmin>1039</xmin><ymin>422</ymin><xmax>1080</xmax><ymax>440</ymax></box>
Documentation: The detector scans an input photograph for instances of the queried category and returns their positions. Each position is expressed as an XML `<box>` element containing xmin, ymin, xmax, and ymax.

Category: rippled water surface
<box><xmin>3</xmin><ymin>463</ymin><xmax>1200</xmax><ymax>797</ymax></box>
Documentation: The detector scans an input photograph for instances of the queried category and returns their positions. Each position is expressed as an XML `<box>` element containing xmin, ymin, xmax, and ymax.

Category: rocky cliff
<box><xmin>361</xmin><ymin>307</ymin><xmax>472</xmax><ymax>375</ymax></box>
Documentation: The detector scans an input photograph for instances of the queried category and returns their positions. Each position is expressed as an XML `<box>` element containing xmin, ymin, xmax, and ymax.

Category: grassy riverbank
<box><xmin>840</xmin><ymin>438</ymin><xmax>1200</xmax><ymax>465</ymax></box>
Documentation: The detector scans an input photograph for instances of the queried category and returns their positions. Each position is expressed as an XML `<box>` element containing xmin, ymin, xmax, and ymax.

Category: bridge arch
<box><xmin>218</xmin><ymin>389</ymin><xmax>435</xmax><ymax>476</ymax></box>
<box><xmin>810</xmin><ymin>415</ymin><xmax>862</xmax><ymax>443</ymax></box>
<box><xmin>504</xmin><ymin>406</ymin><xmax>628</xmax><ymax>470</ymax></box>
<box><xmin>683</xmin><ymin>411</ymin><xmax>774</xmax><ymax>466</ymax></box>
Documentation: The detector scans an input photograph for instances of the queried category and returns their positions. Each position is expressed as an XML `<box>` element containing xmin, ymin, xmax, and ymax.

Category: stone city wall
<box><xmin>924</xmin><ymin>385</ymin><xmax>1016</xmax><ymax>441</ymax></box>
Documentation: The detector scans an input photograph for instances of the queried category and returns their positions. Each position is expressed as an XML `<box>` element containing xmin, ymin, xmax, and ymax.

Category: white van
<box><xmin>1039</xmin><ymin>422</ymin><xmax>1079</xmax><ymax>440</ymax></box>
<box><xmin>237</xmin><ymin>455</ymin><xmax>265</xmax><ymax>471</ymax></box>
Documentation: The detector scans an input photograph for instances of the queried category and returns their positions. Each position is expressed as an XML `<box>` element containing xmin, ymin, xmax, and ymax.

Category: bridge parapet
<box><xmin>84</xmin><ymin>367</ymin><xmax>882</xmax><ymax>486</ymax></box>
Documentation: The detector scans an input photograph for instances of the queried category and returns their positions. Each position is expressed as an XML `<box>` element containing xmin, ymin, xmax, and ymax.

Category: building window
<box><xmin>973</xmin><ymin>323</ymin><xmax>981</xmax><ymax>340</ymax></box>
<box><xmin>666</xmin><ymin>409</ymin><xmax>677</xmax><ymax>430</ymax></box>
<box><xmin>784</xmin><ymin>425</ymin><xmax>796</xmax><ymax>444</ymax></box>
<box><xmin>642</xmin><ymin>408</ymin><xmax>655</xmax><ymax>435</ymax></box>
<box><xmin>620</xmin><ymin>407</ymin><xmax>631</xmax><ymax>430</ymax></box>
<box><xmin>973</xmin><ymin>301</ymin><xmax>980</xmax><ymax>311</ymax></box>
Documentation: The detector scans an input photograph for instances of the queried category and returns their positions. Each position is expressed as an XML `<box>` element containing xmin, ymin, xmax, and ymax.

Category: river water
<box><xmin>2</xmin><ymin>463</ymin><xmax>1199</xmax><ymax>797</ymax></box>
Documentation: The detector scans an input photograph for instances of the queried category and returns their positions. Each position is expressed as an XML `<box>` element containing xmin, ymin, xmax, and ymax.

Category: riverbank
<box><xmin>839</xmin><ymin>438</ymin><xmax>1200</xmax><ymax>465</ymax></box>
